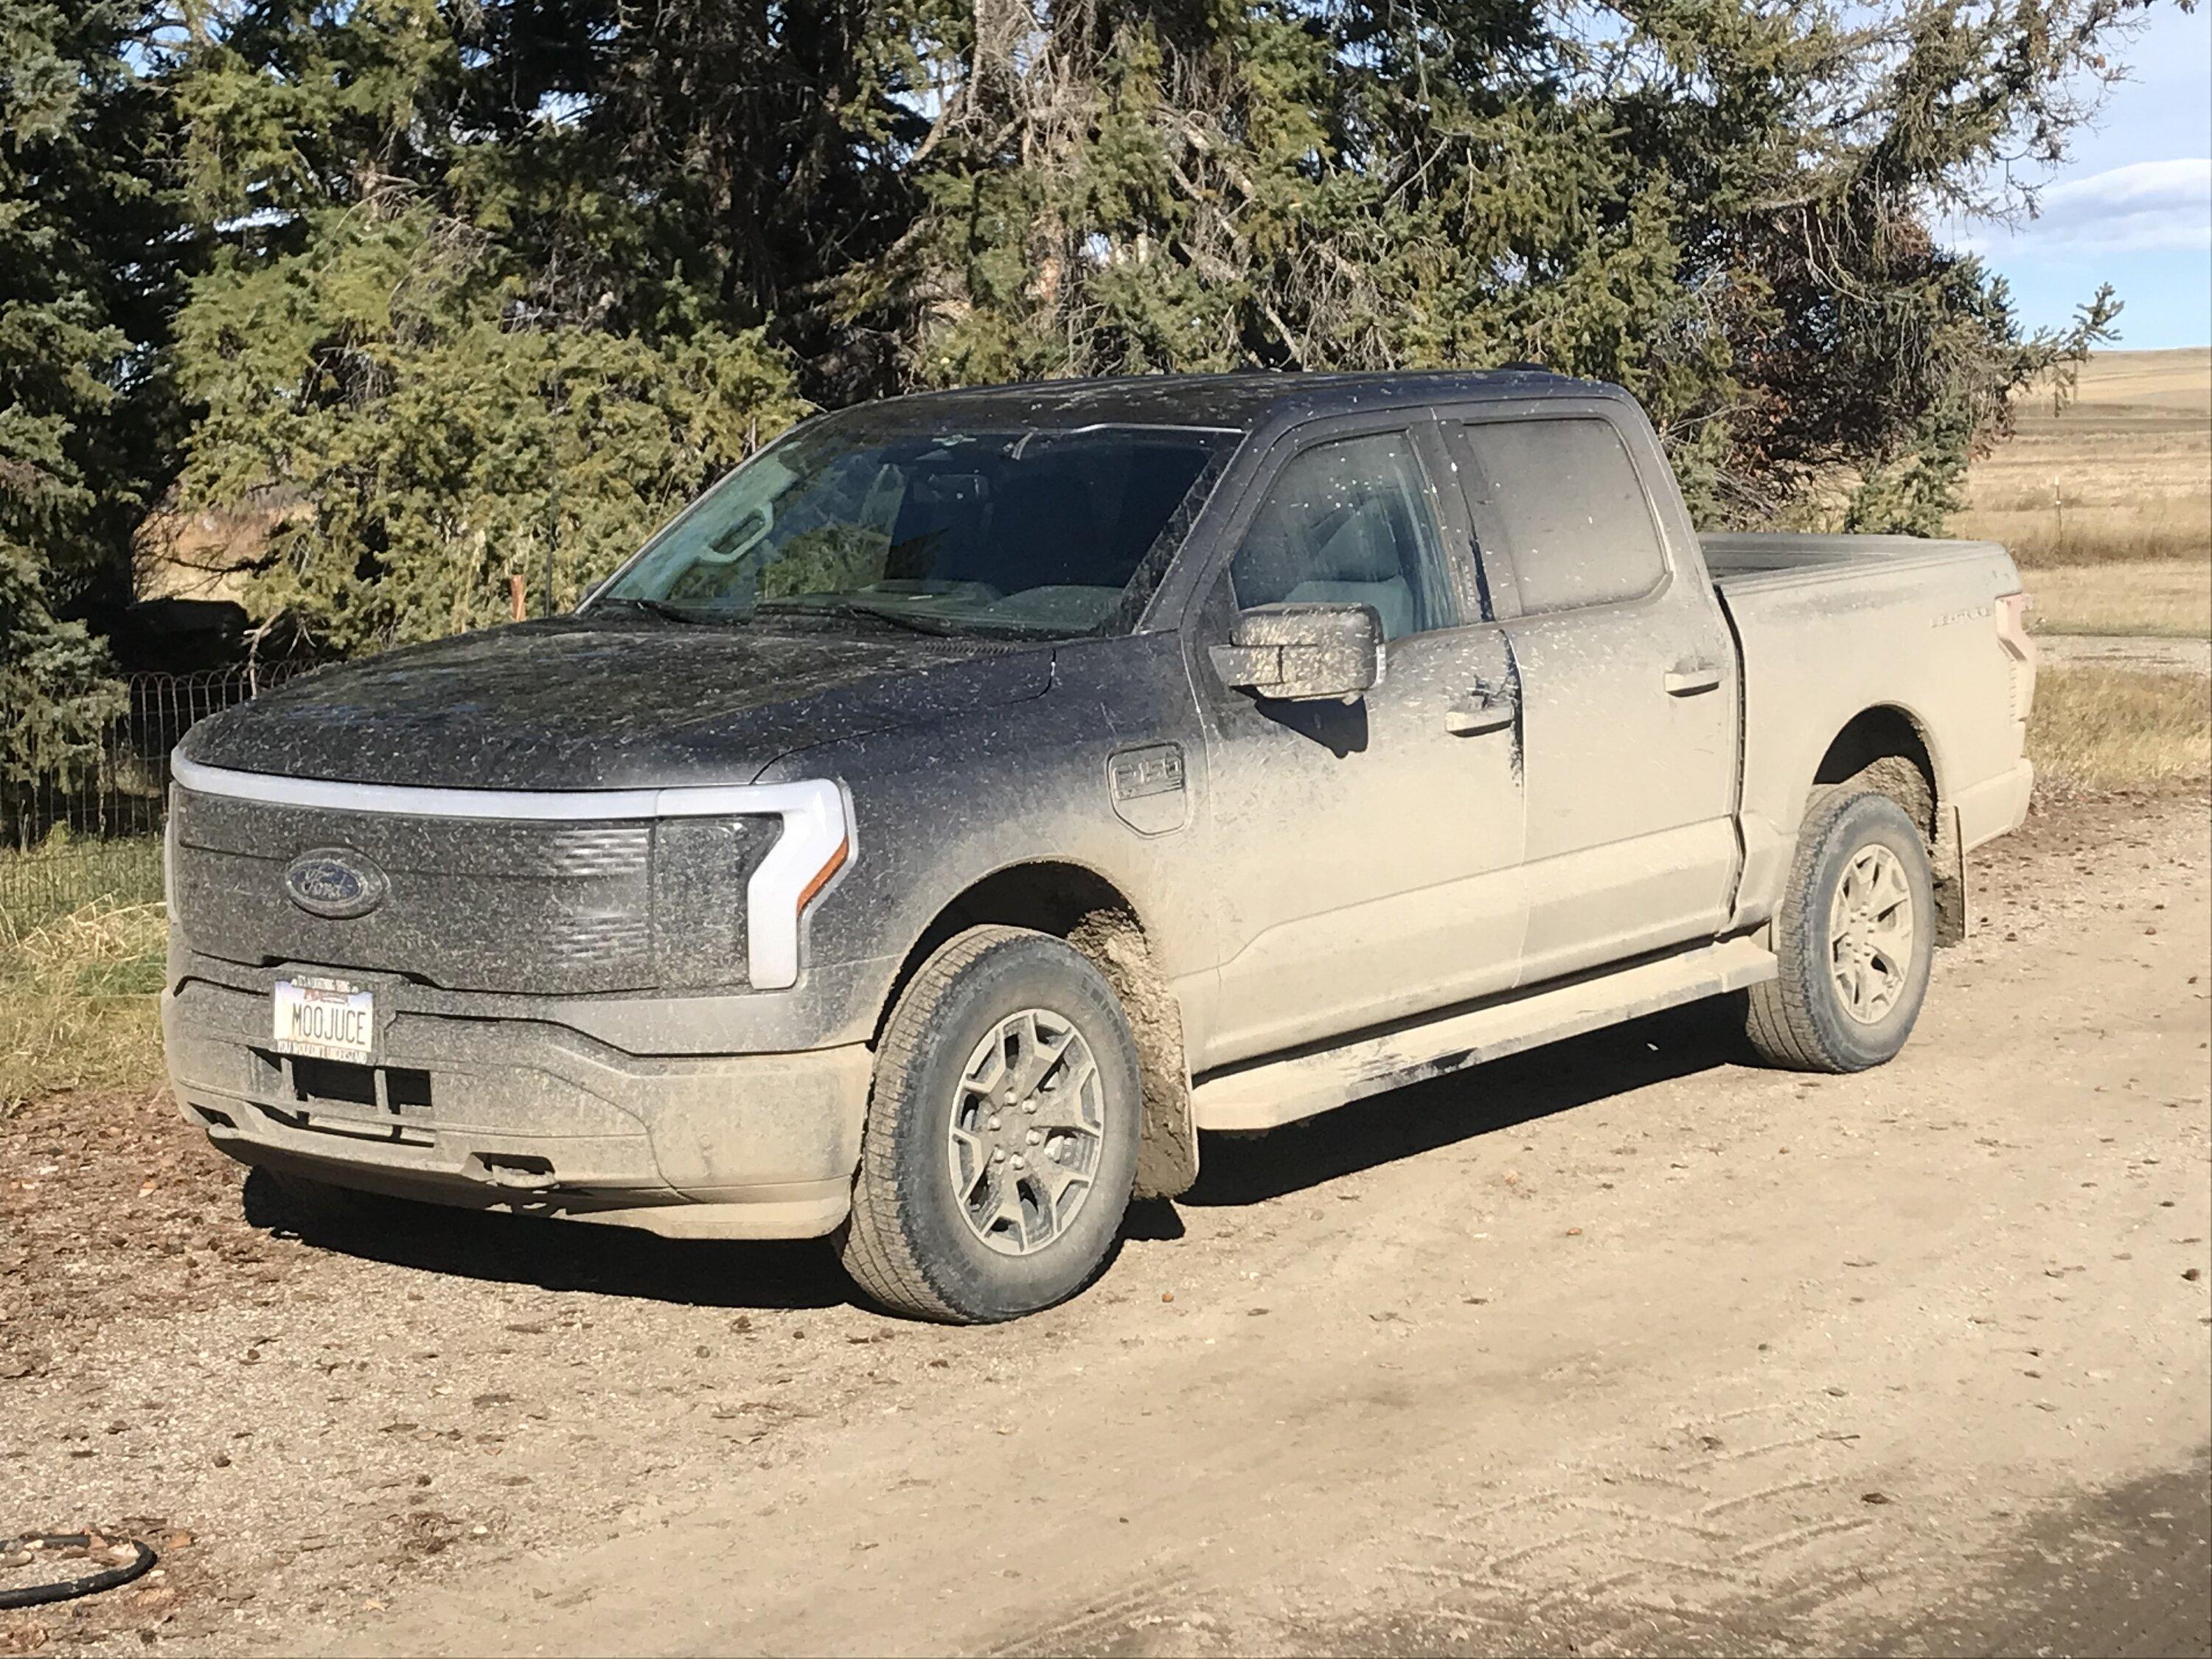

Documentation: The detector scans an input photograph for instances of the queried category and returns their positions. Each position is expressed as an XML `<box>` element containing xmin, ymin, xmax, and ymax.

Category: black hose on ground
<box><xmin>0</xmin><ymin>1534</ymin><xmax>157</xmax><ymax>1610</ymax></box>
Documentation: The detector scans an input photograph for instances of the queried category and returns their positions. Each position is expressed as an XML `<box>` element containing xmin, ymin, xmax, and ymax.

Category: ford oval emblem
<box><xmin>283</xmin><ymin>848</ymin><xmax>387</xmax><ymax>919</ymax></box>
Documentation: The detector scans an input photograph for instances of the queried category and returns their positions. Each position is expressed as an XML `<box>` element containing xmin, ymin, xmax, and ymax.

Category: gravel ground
<box><xmin>3</xmin><ymin>788</ymin><xmax>2207</xmax><ymax>1657</ymax></box>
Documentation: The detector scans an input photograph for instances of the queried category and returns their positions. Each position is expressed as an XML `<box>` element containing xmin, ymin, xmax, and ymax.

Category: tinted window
<box><xmin>1229</xmin><ymin>433</ymin><xmax>1455</xmax><ymax>641</ymax></box>
<box><xmin>1452</xmin><ymin>418</ymin><xmax>1666</xmax><ymax>614</ymax></box>
<box><xmin>598</xmin><ymin>420</ymin><xmax>1233</xmax><ymax>638</ymax></box>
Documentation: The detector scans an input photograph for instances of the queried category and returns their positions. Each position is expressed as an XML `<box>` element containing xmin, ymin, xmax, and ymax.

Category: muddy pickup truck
<box><xmin>163</xmin><ymin>370</ymin><xmax>2037</xmax><ymax>1321</ymax></box>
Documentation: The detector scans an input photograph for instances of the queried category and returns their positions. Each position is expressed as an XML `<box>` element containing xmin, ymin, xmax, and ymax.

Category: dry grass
<box><xmin>1960</xmin><ymin>349</ymin><xmax>2210</xmax><ymax>569</ymax></box>
<box><xmin>1958</xmin><ymin>498</ymin><xmax>2211</xmax><ymax>567</ymax></box>
<box><xmin>0</xmin><ymin>900</ymin><xmax>168</xmax><ymax>1116</ymax></box>
<box><xmin>2028</xmin><ymin>667</ymin><xmax>2212</xmax><ymax>793</ymax></box>
<box><xmin>0</xmin><ymin>832</ymin><xmax>165</xmax><ymax>941</ymax></box>
<box><xmin>2023</xmin><ymin>560</ymin><xmax>2212</xmax><ymax>639</ymax></box>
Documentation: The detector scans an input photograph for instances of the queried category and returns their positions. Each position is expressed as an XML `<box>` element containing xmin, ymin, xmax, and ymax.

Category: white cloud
<box><xmin>1952</xmin><ymin>159</ymin><xmax>2212</xmax><ymax>256</ymax></box>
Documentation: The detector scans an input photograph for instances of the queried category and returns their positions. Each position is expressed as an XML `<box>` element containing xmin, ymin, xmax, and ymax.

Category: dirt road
<box><xmin>6</xmin><ymin>791</ymin><xmax>2209</xmax><ymax>1657</ymax></box>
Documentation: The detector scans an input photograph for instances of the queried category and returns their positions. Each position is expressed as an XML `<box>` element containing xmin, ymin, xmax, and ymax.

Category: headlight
<box><xmin>654</xmin><ymin>780</ymin><xmax>852</xmax><ymax>991</ymax></box>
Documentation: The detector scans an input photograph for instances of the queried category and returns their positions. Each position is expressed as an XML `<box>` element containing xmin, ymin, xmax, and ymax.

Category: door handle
<box><xmin>1664</xmin><ymin>659</ymin><xmax>1724</xmax><ymax>697</ymax></box>
<box><xmin>1444</xmin><ymin>687</ymin><xmax>1515</xmax><ymax>736</ymax></box>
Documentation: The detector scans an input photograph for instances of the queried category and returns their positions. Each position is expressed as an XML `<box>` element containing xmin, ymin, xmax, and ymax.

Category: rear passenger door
<box><xmin>1441</xmin><ymin>408</ymin><xmax>1740</xmax><ymax>983</ymax></box>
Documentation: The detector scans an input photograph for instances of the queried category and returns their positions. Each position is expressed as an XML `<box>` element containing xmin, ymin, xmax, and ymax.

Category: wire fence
<box><xmin>1</xmin><ymin>665</ymin><xmax>303</xmax><ymax>939</ymax></box>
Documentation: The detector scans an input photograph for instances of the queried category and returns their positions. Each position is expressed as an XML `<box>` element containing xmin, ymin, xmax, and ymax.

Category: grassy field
<box><xmin>2027</xmin><ymin>667</ymin><xmax>2211</xmax><ymax>793</ymax></box>
<box><xmin>2024</xmin><ymin>560</ymin><xmax>2212</xmax><ymax>638</ymax></box>
<box><xmin>1975</xmin><ymin>355</ymin><xmax>2209</xmax><ymax>787</ymax></box>
<box><xmin>0</xmin><ymin>832</ymin><xmax>165</xmax><ymax>943</ymax></box>
<box><xmin>1955</xmin><ymin>349</ymin><xmax>2211</xmax><ymax>640</ymax></box>
<box><xmin>1</xmin><ymin>837</ymin><xmax>169</xmax><ymax>1115</ymax></box>
<box><xmin>1958</xmin><ymin>348</ymin><xmax>2211</xmax><ymax>570</ymax></box>
<box><xmin>0</xmin><ymin>898</ymin><xmax>167</xmax><ymax>1116</ymax></box>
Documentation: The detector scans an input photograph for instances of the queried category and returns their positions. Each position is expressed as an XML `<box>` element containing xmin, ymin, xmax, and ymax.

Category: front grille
<box><xmin>540</xmin><ymin>914</ymin><xmax>653</xmax><ymax>970</ymax></box>
<box><xmin>171</xmin><ymin>790</ymin><xmax>777</xmax><ymax>994</ymax></box>
<box><xmin>535</xmin><ymin>826</ymin><xmax>651</xmax><ymax>878</ymax></box>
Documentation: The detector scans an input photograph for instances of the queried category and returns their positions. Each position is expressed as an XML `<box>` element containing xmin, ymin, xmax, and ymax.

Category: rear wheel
<box><xmin>839</xmin><ymin>926</ymin><xmax>1141</xmax><ymax>1322</ymax></box>
<box><xmin>1744</xmin><ymin>788</ymin><xmax>1935</xmax><ymax>1072</ymax></box>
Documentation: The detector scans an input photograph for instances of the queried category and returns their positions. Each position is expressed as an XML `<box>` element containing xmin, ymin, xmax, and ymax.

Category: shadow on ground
<box><xmin>241</xmin><ymin>1166</ymin><xmax>855</xmax><ymax>1310</ymax></box>
<box><xmin>240</xmin><ymin>996</ymin><xmax>1753</xmax><ymax>1310</ymax></box>
<box><xmin>1185</xmin><ymin>997</ymin><xmax>1752</xmax><ymax>1208</ymax></box>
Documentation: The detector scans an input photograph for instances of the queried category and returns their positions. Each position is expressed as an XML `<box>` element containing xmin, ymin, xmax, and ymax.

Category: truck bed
<box><xmin>1700</xmin><ymin>532</ymin><xmax>2011</xmax><ymax>594</ymax></box>
<box><xmin>1700</xmin><ymin>529</ymin><xmax>2031</xmax><ymax>929</ymax></box>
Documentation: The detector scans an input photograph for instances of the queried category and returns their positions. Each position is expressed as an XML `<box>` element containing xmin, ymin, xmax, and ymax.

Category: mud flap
<box><xmin>1134</xmin><ymin>1082</ymin><xmax>1200</xmax><ymax>1201</ymax></box>
<box><xmin>1067</xmin><ymin>908</ymin><xmax>1199</xmax><ymax>1200</ymax></box>
<box><xmin>1933</xmin><ymin>802</ymin><xmax>1968</xmax><ymax>947</ymax></box>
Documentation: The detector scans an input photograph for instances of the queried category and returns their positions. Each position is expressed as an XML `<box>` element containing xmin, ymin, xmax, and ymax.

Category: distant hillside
<box><xmin>1959</xmin><ymin>347</ymin><xmax>2211</xmax><ymax>572</ymax></box>
<box><xmin>2058</xmin><ymin>349</ymin><xmax>2211</xmax><ymax>417</ymax></box>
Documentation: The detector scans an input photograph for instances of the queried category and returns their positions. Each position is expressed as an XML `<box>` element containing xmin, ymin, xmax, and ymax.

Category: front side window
<box><xmin>1228</xmin><ymin>432</ymin><xmax>1456</xmax><ymax>641</ymax></box>
<box><xmin>595</xmin><ymin>418</ymin><xmax>1236</xmax><ymax>638</ymax></box>
<box><xmin>1450</xmin><ymin>417</ymin><xmax>1667</xmax><ymax>615</ymax></box>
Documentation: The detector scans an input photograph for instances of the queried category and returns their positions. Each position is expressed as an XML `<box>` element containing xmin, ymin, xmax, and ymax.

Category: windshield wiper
<box><xmin>753</xmin><ymin>597</ymin><xmax>1063</xmax><ymax>639</ymax></box>
<box><xmin>754</xmin><ymin>597</ymin><xmax>944</xmax><ymax>634</ymax></box>
<box><xmin>588</xmin><ymin>595</ymin><xmax>731</xmax><ymax>626</ymax></box>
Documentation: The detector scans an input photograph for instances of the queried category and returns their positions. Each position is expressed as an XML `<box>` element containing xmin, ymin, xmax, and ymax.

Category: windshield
<box><xmin>592</xmin><ymin>417</ymin><xmax>1238</xmax><ymax>637</ymax></box>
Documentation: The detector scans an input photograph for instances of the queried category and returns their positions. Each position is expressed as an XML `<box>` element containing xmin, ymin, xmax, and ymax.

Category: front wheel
<box><xmin>1744</xmin><ymin>788</ymin><xmax>1935</xmax><ymax>1072</ymax></box>
<box><xmin>839</xmin><ymin>926</ymin><xmax>1142</xmax><ymax>1322</ymax></box>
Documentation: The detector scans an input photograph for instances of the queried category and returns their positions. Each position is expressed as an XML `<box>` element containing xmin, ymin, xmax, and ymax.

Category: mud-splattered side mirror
<box><xmin>1208</xmin><ymin>602</ymin><xmax>1384</xmax><ymax>703</ymax></box>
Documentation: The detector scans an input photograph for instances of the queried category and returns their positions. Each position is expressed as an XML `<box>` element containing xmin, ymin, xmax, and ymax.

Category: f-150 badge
<box><xmin>1108</xmin><ymin>743</ymin><xmax>1189</xmax><ymax>835</ymax></box>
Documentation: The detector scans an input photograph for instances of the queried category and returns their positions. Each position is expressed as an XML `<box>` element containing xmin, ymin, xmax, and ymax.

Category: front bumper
<box><xmin>163</xmin><ymin>973</ymin><xmax>873</xmax><ymax>1239</ymax></box>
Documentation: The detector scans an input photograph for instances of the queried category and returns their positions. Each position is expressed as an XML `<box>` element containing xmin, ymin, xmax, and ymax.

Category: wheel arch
<box><xmin>874</xmin><ymin>859</ymin><xmax>1198</xmax><ymax>1200</ymax></box>
<box><xmin>1812</xmin><ymin>705</ymin><xmax>1941</xmax><ymax>835</ymax></box>
<box><xmin>1809</xmin><ymin>703</ymin><xmax>1964</xmax><ymax>945</ymax></box>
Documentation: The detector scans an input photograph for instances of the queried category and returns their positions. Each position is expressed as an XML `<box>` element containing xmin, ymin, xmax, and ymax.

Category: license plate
<box><xmin>272</xmin><ymin>977</ymin><xmax>375</xmax><ymax>1063</ymax></box>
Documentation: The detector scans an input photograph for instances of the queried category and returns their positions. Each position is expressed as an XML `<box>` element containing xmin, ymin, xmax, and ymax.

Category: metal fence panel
<box><xmin>1</xmin><ymin>665</ymin><xmax>302</xmax><ymax>936</ymax></box>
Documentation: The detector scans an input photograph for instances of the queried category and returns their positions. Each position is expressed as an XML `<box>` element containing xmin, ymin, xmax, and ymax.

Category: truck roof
<box><xmin>858</xmin><ymin>368</ymin><xmax>1605</xmax><ymax>434</ymax></box>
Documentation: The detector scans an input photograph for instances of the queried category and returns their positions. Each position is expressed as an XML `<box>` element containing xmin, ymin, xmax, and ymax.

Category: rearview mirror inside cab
<box><xmin>1208</xmin><ymin>602</ymin><xmax>1384</xmax><ymax>703</ymax></box>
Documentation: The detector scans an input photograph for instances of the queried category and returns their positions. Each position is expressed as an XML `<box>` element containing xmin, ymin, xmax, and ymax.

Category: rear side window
<box><xmin>1450</xmin><ymin>418</ymin><xmax>1666</xmax><ymax>615</ymax></box>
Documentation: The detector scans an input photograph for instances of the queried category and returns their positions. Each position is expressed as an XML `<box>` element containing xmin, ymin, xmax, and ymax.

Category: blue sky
<box><xmin>1945</xmin><ymin>3</ymin><xmax>2211</xmax><ymax>350</ymax></box>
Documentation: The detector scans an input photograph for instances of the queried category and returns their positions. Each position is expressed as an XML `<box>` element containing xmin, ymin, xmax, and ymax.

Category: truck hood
<box><xmin>178</xmin><ymin>619</ymin><xmax>1056</xmax><ymax>790</ymax></box>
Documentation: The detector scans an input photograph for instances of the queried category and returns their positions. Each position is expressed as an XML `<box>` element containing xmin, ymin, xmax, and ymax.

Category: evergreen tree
<box><xmin>866</xmin><ymin>0</ymin><xmax>2135</xmax><ymax>529</ymax></box>
<box><xmin>0</xmin><ymin>0</ymin><xmax>190</xmax><ymax>780</ymax></box>
<box><xmin>3</xmin><ymin>0</ymin><xmax>2157</xmax><ymax>706</ymax></box>
<box><xmin>171</xmin><ymin>0</ymin><xmax>807</xmax><ymax>651</ymax></box>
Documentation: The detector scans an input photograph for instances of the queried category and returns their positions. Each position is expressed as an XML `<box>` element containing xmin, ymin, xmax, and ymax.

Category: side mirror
<box><xmin>1208</xmin><ymin>602</ymin><xmax>1384</xmax><ymax>703</ymax></box>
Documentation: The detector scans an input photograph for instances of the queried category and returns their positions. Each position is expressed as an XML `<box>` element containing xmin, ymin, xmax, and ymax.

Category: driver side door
<box><xmin>1188</xmin><ymin>420</ymin><xmax>1530</xmax><ymax>1071</ymax></box>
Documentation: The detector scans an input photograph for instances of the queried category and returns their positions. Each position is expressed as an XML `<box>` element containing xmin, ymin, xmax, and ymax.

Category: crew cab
<box><xmin>163</xmin><ymin>371</ymin><xmax>2037</xmax><ymax>1321</ymax></box>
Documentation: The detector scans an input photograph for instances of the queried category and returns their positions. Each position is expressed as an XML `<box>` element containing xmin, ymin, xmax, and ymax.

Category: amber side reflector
<box><xmin>1996</xmin><ymin>591</ymin><xmax>2035</xmax><ymax>663</ymax></box>
<box><xmin>796</xmin><ymin>837</ymin><xmax>849</xmax><ymax>915</ymax></box>
<box><xmin>1996</xmin><ymin>591</ymin><xmax>2036</xmax><ymax>723</ymax></box>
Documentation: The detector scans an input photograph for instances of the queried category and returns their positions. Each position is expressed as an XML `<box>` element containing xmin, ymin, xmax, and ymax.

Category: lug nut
<box><xmin>988</xmin><ymin>1114</ymin><xmax>1002</xmax><ymax>1130</ymax></box>
<box><xmin>992</xmin><ymin>1149</ymin><xmax>1006</xmax><ymax>1163</ymax></box>
<box><xmin>1012</xmin><ymin>1155</ymin><xmax>1027</xmax><ymax>1170</ymax></box>
<box><xmin>1026</xmin><ymin>1129</ymin><xmax>1042</xmax><ymax>1146</ymax></box>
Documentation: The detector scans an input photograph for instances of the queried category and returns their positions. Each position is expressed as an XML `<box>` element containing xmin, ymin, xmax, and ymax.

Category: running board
<box><xmin>1190</xmin><ymin>937</ymin><xmax>1777</xmax><ymax>1132</ymax></box>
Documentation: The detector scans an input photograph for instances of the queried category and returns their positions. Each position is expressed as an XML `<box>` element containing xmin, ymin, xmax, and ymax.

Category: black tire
<box><xmin>839</xmin><ymin>925</ymin><xmax>1142</xmax><ymax>1323</ymax></box>
<box><xmin>1744</xmin><ymin>788</ymin><xmax>1935</xmax><ymax>1072</ymax></box>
